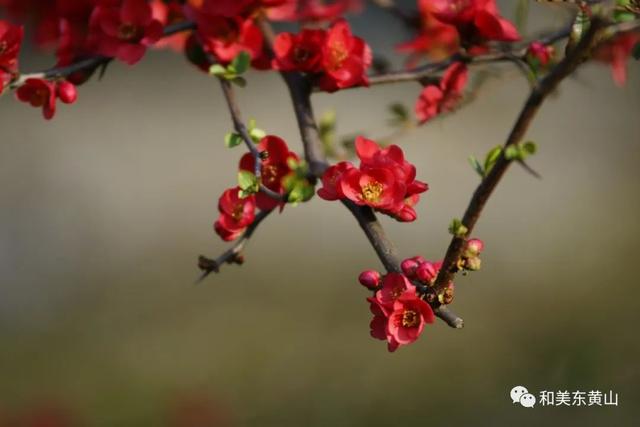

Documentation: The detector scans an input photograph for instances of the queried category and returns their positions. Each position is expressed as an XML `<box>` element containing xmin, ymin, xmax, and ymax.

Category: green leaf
<box><xmin>230</xmin><ymin>76</ymin><xmax>247</xmax><ymax>88</ymax></box>
<box><xmin>209</xmin><ymin>64</ymin><xmax>227</xmax><ymax>76</ymax></box>
<box><xmin>468</xmin><ymin>156</ymin><xmax>484</xmax><ymax>177</ymax></box>
<box><xmin>522</xmin><ymin>141</ymin><xmax>537</xmax><ymax>155</ymax></box>
<box><xmin>225</xmin><ymin>132</ymin><xmax>243</xmax><ymax>148</ymax></box>
<box><xmin>484</xmin><ymin>145</ymin><xmax>503</xmax><ymax>175</ymax></box>
<box><xmin>504</xmin><ymin>145</ymin><xmax>521</xmax><ymax>161</ymax></box>
<box><xmin>238</xmin><ymin>170</ymin><xmax>259</xmax><ymax>194</ymax></box>
<box><xmin>230</xmin><ymin>51</ymin><xmax>251</xmax><ymax>75</ymax></box>
<box><xmin>448</xmin><ymin>218</ymin><xmax>468</xmax><ymax>237</ymax></box>
<box><xmin>388</xmin><ymin>102</ymin><xmax>409</xmax><ymax>126</ymax></box>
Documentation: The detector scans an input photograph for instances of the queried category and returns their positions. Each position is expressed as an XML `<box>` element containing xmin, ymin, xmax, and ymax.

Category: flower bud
<box><xmin>401</xmin><ymin>258</ymin><xmax>419</xmax><ymax>278</ymax></box>
<box><xmin>465</xmin><ymin>256</ymin><xmax>481</xmax><ymax>271</ymax></box>
<box><xmin>57</xmin><ymin>80</ymin><xmax>77</xmax><ymax>104</ymax></box>
<box><xmin>416</xmin><ymin>262</ymin><xmax>437</xmax><ymax>284</ymax></box>
<box><xmin>358</xmin><ymin>270</ymin><xmax>381</xmax><ymax>290</ymax></box>
<box><xmin>463</xmin><ymin>238</ymin><xmax>484</xmax><ymax>258</ymax></box>
<box><xmin>438</xmin><ymin>283</ymin><xmax>455</xmax><ymax>305</ymax></box>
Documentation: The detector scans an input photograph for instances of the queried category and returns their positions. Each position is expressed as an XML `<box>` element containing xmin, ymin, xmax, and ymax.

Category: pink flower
<box><xmin>358</xmin><ymin>270</ymin><xmax>381</xmax><ymax>290</ymax></box>
<box><xmin>386</xmin><ymin>291</ymin><xmax>435</xmax><ymax>349</ymax></box>
<box><xmin>374</xmin><ymin>272</ymin><xmax>415</xmax><ymax>309</ymax></box>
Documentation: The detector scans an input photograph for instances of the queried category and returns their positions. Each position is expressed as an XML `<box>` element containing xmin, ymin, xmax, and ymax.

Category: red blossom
<box><xmin>150</xmin><ymin>0</ymin><xmax>189</xmax><ymax>52</ymax></box>
<box><xmin>526</xmin><ymin>41</ymin><xmax>554</xmax><ymax>69</ymax></box>
<box><xmin>397</xmin><ymin>4</ymin><xmax>459</xmax><ymax>67</ymax></box>
<box><xmin>317</xmin><ymin>161</ymin><xmax>354</xmax><ymax>201</ymax></box>
<box><xmin>318</xmin><ymin>19</ymin><xmax>372</xmax><ymax>92</ymax></box>
<box><xmin>16</xmin><ymin>78</ymin><xmax>77</xmax><ymax>120</ymax></box>
<box><xmin>594</xmin><ymin>32</ymin><xmax>640</xmax><ymax>87</ymax></box>
<box><xmin>90</xmin><ymin>0</ymin><xmax>164</xmax><ymax>65</ymax></box>
<box><xmin>319</xmin><ymin>137</ymin><xmax>428</xmax><ymax>221</ymax></box>
<box><xmin>192</xmin><ymin>0</ymin><xmax>265</xmax><ymax>66</ymax></box>
<box><xmin>239</xmin><ymin>135</ymin><xmax>298</xmax><ymax>211</ymax></box>
<box><xmin>415</xmin><ymin>61</ymin><xmax>468</xmax><ymax>124</ymax></box>
<box><xmin>386</xmin><ymin>291</ymin><xmax>434</xmax><ymax>350</ymax></box>
<box><xmin>374</xmin><ymin>272</ymin><xmax>415</xmax><ymax>310</ymax></box>
<box><xmin>214</xmin><ymin>187</ymin><xmax>257</xmax><ymax>241</ymax></box>
<box><xmin>272</xmin><ymin>29</ymin><xmax>326</xmax><ymax>73</ymax></box>
<box><xmin>423</xmin><ymin>0</ymin><xmax>519</xmax><ymax>47</ymax></box>
<box><xmin>358</xmin><ymin>269</ymin><xmax>381</xmax><ymax>290</ymax></box>
<box><xmin>269</xmin><ymin>0</ymin><xmax>363</xmax><ymax>22</ymax></box>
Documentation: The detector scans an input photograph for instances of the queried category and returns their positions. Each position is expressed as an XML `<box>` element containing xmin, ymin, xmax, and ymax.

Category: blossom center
<box><xmin>361</xmin><ymin>181</ymin><xmax>383</xmax><ymax>203</ymax></box>
<box><xmin>294</xmin><ymin>46</ymin><xmax>311</xmax><ymax>63</ymax></box>
<box><xmin>118</xmin><ymin>23</ymin><xmax>140</xmax><ymax>41</ymax></box>
<box><xmin>232</xmin><ymin>203</ymin><xmax>244</xmax><ymax>221</ymax></box>
<box><xmin>401</xmin><ymin>310</ymin><xmax>420</xmax><ymax>328</ymax></box>
<box><xmin>328</xmin><ymin>43</ymin><xmax>348</xmax><ymax>70</ymax></box>
<box><xmin>263</xmin><ymin>164</ymin><xmax>279</xmax><ymax>184</ymax></box>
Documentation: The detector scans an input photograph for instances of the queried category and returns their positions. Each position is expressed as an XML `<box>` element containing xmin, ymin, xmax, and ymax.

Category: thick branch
<box><xmin>198</xmin><ymin>209</ymin><xmax>272</xmax><ymax>280</ymax></box>
<box><xmin>433</xmin><ymin>18</ymin><xmax>608</xmax><ymax>293</ymax></box>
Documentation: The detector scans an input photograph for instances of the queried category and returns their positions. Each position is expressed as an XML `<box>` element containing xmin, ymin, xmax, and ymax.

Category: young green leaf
<box><xmin>209</xmin><ymin>64</ymin><xmax>227</xmax><ymax>76</ymax></box>
<box><xmin>238</xmin><ymin>170</ymin><xmax>259</xmax><ymax>194</ymax></box>
<box><xmin>230</xmin><ymin>51</ymin><xmax>251</xmax><ymax>75</ymax></box>
<box><xmin>468</xmin><ymin>155</ymin><xmax>484</xmax><ymax>177</ymax></box>
<box><xmin>225</xmin><ymin>132</ymin><xmax>243</xmax><ymax>148</ymax></box>
<box><xmin>449</xmin><ymin>218</ymin><xmax>468</xmax><ymax>237</ymax></box>
<box><xmin>231</xmin><ymin>76</ymin><xmax>247</xmax><ymax>88</ymax></box>
<box><xmin>484</xmin><ymin>145</ymin><xmax>503</xmax><ymax>175</ymax></box>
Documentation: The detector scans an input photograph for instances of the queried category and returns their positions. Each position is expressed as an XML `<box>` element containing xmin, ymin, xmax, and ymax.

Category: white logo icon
<box><xmin>520</xmin><ymin>393</ymin><xmax>536</xmax><ymax>408</ymax></box>
<box><xmin>511</xmin><ymin>386</ymin><xmax>536</xmax><ymax>408</ymax></box>
<box><xmin>510</xmin><ymin>386</ymin><xmax>528</xmax><ymax>404</ymax></box>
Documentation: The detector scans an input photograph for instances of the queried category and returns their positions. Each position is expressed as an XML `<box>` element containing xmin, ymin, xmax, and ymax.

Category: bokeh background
<box><xmin>1</xmin><ymin>1</ymin><xmax>639</xmax><ymax>425</ymax></box>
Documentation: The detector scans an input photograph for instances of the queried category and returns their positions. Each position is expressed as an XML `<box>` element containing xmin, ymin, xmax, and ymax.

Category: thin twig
<box><xmin>197</xmin><ymin>209</ymin><xmax>273</xmax><ymax>281</ymax></box>
<box><xmin>11</xmin><ymin>20</ymin><xmax>196</xmax><ymax>87</ymax></box>
<box><xmin>432</xmin><ymin>17</ymin><xmax>609</xmax><ymax>294</ymax></box>
<box><xmin>218</xmin><ymin>78</ymin><xmax>285</xmax><ymax>201</ymax></box>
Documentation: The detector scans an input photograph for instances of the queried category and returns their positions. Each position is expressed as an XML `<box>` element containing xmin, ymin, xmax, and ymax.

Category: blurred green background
<box><xmin>1</xmin><ymin>1</ymin><xmax>639</xmax><ymax>425</ymax></box>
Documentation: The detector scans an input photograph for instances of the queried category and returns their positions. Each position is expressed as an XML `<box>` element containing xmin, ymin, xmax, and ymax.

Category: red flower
<box><xmin>424</xmin><ymin>0</ymin><xmax>519</xmax><ymax>46</ymax></box>
<box><xmin>317</xmin><ymin>161</ymin><xmax>355</xmax><ymax>201</ymax></box>
<box><xmin>386</xmin><ymin>291</ymin><xmax>434</xmax><ymax>350</ymax></box>
<box><xmin>192</xmin><ymin>0</ymin><xmax>264</xmax><ymax>66</ymax></box>
<box><xmin>397</xmin><ymin>5</ymin><xmax>458</xmax><ymax>67</ymax></box>
<box><xmin>272</xmin><ymin>29</ymin><xmax>326</xmax><ymax>73</ymax></box>
<box><xmin>374</xmin><ymin>272</ymin><xmax>415</xmax><ymax>309</ymax></box>
<box><xmin>318</xmin><ymin>137</ymin><xmax>428</xmax><ymax>221</ymax></box>
<box><xmin>269</xmin><ymin>0</ymin><xmax>363</xmax><ymax>22</ymax></box>
<box><xmin>340</xmin><ymin>167</ymin><xmax>405</xmax><ymax>211</ymax></box>
<box><xmin>239</xmin><ymin>135</ymin><xmax>298</xmax><ymax>211</ymax></box>
<box><xmin>150</xmin><ymin>0</ymin><xmax>189</xmax><ymax>52</ymax></box>
<box><xmin>318</xmin><ymin>19</ymin><xmax>371</xmax><ymax>92</ymax></box>
<box><xmin>16</xmin><ymin>78</ymin><xmax>77</xmax><ymax>120</ymax></box>
<box><xmin>358</xmin><ymin>269</ymin><xmax>381</xmax><ymax>290</ymax></box>
<box><xmin>214</xmin><ymin>187</ymin><xmax>256</xmax><ymax>241</ymax></box>
<box><xmin>90</xmin><ymin>0</ymin><xmax>164</xmax><ymax>65</ymax></box>
<box><xmin>415</xmin><ymin>61</ymin><xmax>468</xmax><ymax>124</ymax></box>
<box><xmin>594</xmin><ymin>32</ymin><xmax>640</xmax><ymax>87</ymax></box>
<box><xmin>0</xmin><ymin>19</ymin><xmax>23</xmax><ymax>72</ymax></box>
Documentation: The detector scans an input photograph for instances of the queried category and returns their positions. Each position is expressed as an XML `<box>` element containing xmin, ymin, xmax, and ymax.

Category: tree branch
<box><xmin>11</xmin><ymin>20</ymin><xmax>196</xmax><ymax>86</ymax></box>
<box><xmin>432</xmin><ymin>17</ymin><xmax>609</xmax><ymax>294</ymax></box>
<box><xmin>198</xmin><ymin>208</ymin><xmax>273</xmax><ymax>281</ymax></box>
<box><xmin>258</xmin><ymin>17</ymin><xmax>464</xmax><ymax>328</ymax></box>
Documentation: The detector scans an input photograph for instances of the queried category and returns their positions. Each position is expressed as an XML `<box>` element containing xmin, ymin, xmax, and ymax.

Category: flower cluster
<box><xmin>415</xmin><ymin>61</ymin><xmax>468</xmax><ymax>124</ymax></box>
<box><xmin>214</xmin><ymin>135</ymin><xmax>304</xmax><ymax>241</ymax></box>
<box><xmin>459</xmin><ymin>237</ymin><xmax>484</xmax><ymax>271</ymax></box>
<box><xmin>273</xmin><ymin>19</ymin><xmax>372</xmax><ymax>91</ymax></box>
<box><xmin>16</xmin><ymin>78</ymin><xmax>78</xmax><ymax>120</ymax></box>
<box><xmin>358</xmin><ymin>255</ymin><xmax>450</xmax><ymax>352</ymax></box>
<box><xmin>318</xmin><ymin>136</ymin><xmax>428</xmax><ymax>222</ymax></box>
